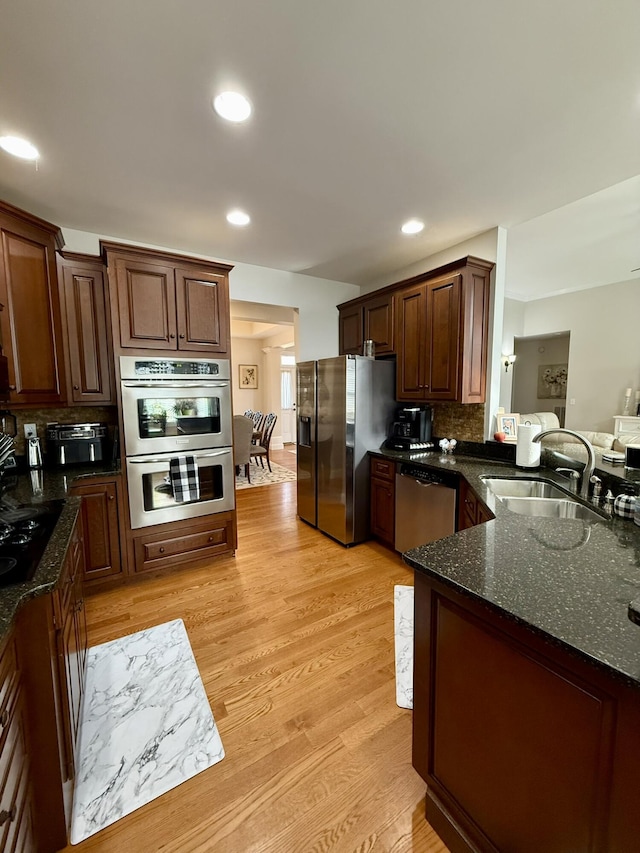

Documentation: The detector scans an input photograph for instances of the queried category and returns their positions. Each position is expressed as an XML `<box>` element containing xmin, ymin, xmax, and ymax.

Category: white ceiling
<box><xmin>1</xmin><ymin>1</ymin><xmax>639</xmax><ymax>297</ymax></box>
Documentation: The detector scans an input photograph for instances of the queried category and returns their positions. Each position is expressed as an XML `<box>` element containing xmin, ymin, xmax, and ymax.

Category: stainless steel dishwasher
<box><xmin>395</xmin><ymin>463</ymin><xmax>457</xmax><ymax>552</ymax></box>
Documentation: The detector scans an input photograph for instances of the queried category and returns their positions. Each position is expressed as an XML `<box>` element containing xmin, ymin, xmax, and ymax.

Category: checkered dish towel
<box><xmin>169</xmin><ymin>455</ymin><xmax>200</xmax><ymax>502</ymax></box>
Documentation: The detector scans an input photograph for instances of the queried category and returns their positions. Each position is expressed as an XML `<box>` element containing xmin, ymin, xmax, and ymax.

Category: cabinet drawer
<box><xmin>133</xmin><ymin>513</ymin><xmax>236</xmax><ymax>573</ymax></box>
<box><xmin>371</xmin><ymin>457</ymin><xmax>395</xmax><ymax>482</ymax></box>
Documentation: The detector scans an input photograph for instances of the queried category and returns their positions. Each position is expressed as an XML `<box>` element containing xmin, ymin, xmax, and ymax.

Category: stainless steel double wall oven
<box><xmin>120</xmin><ymin>356</ymin><xmax>235</xmax><ymax>528</ymax></box>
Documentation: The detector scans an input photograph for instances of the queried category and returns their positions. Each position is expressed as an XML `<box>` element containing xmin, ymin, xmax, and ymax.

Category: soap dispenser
<box><xmin>24</xmin><ymin>423</ymin><xmax>42</xmax><ymax>469</ymax></box>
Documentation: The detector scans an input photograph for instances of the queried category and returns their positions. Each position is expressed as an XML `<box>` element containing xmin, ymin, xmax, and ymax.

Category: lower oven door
<box><xmin>126</xmin><ymin>447</ymin><xmax>235</xmax><ymax>529</ymax></box>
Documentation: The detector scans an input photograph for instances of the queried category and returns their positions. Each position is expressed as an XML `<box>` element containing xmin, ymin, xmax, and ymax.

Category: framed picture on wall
<box><xmin>239</xmin><ymin>364</ymin><xmax>258</xmax><ymax>389</ymax></box>
<box><xmin>496</xmin><ymin>413</ymin><xmax>519</xmax><ymax>442</ymax></box>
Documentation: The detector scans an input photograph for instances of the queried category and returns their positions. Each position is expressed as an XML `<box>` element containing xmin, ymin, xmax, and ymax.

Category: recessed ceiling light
<box><xmin>213</xmin><ymin>91</ymin><xmax>252</xmax><ymax>123</ymax></box>
<box><xmin>401</xmin><ymin>219</ymin><xmax>425</xmax><ymax>235</ymax></box>
<box><xmin>226</xmin><ymin>209</ymin><xmax>251</xmax><ymax>227</ymax></box>
<box><xmin>0</xmin><ymin>135</ymin><xmax>39</xmax><ymax>160</ymax></box>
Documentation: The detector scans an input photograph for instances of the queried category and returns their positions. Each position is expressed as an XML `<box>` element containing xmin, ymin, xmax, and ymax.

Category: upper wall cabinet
<box><xmin>396</xmin><ymin>258</ymin><xmax>492</xmax><ymax>403</ymax></box>
<box><xmin>103</xmin><ymin>243</ymin><xmax>233</xmax><ymax>355</ymax></box>
<box><xmin>58</xmin><ymin>252</ymin><xmax>115</xmax><ymax>405</ymax></box>
<box><xmin>338</xmin><ymin>290</ymin><xmax>395</xmax><ymax>356</ymax></box>
<box><xmin>0</xmin><ymin>200</ymin><xmax>67</xmax><ymax>406</ymax></box>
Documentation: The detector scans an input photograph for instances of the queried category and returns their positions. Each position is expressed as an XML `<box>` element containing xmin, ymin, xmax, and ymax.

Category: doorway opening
<box><xmin>511</xmin><ymin>332</ymin><xmax>570</xmax><ymax>425</ymax></box>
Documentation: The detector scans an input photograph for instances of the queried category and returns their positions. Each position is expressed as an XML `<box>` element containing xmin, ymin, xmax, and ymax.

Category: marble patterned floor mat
<box><xmin>394</xmin><ymin>585</ymin><xmax>414</xmax><ymax>709</ymax></box>
<box><xmin>70</xmin><ymin>619</ymin><xmax>224</xmax><ymax>844</ymax></box>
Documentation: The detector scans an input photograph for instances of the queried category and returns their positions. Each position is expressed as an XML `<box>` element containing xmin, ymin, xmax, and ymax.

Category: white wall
<box><xmin>500</xmin><ymin>298</ymin><xmax>525</xmax><ymax>411</ymax></box>
<box><xmin>62</xmin><ymin>228</ymin><xmax>360</xmax><ymax>362</ymax></box>
<box><xmin>521</xmin><ymin>277</ymin><xmax>640</xmax><ymax>432</ymax></box>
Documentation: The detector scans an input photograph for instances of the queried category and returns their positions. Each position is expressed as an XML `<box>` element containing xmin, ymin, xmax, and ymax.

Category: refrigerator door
<box><xmin>317</xmin><ymin>356</ymin><xmax>395</xmax><ymax>545</ymax></box>
<box><xmin>317</xmin><ymin>356</ymin><xmax>350</xmax><ymax>544</ymax></box>
<box><xmin>296</xmin><ymin>361</ymin><xmax>317</xmax><ymax>526</ymax></box>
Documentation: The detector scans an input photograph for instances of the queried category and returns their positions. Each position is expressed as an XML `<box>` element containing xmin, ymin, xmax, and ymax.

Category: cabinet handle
<box><xmin>159</xmin><ymin>546</ymin><xmax>165</xmax><ymax>553</ymax></box>
<box><xmin>0</xmin><ymin>709</ymin><xmax>8</xmax><ymax>727</ymax></box>
<box><xmin>0</xmin><ymin>806</ymin><xmax>16</xmax><ymax>826</ymax></box>
<box><xmin>208</xmin><ymin>536</ymin><xmax>214</xmax><ymax>542</ymax></box>
<box><xmin>108</xmin><ymin>495</ymin><xmax>115</xmax><ymax>501</ymax></box>
<box><xmin>73</xmin><ymin>384</ymin><xmax>80</xmax><ymax>390</ymax></box>
<box><xmin>179</xmin><ymin>334</ymin><xmax>185</xmax><ymax>339</ymax></box>
<box><xmin>169</xmin><ymin>334</ymin><xmax>176</xmax><ymax>340</ymax></box>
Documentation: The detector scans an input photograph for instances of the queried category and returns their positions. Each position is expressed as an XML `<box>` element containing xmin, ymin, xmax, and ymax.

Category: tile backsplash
<box><xmin>431</xmin><ymin>402</ymin><xmax>486</xmax><ymax>443</ymax></box>
<box><xmin>7</xmin><ymin>407</ymin><xmax>118</xmax><ymax>456</ymax></box>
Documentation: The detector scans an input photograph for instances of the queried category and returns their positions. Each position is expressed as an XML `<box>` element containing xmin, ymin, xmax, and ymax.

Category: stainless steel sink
<box><xmin>480</xmin><ymin>476</ymin><xmax>606</xmax><ymax>522</ymax></box>
<box><xmin>498</xmin><ymin>496</ymin><xmax>604</xmax><ymax>521</ymax></box>
<box><xmin>481</xmin><ymin>477</ymin><xmax>570</xmax><ymax>499</ymax></box>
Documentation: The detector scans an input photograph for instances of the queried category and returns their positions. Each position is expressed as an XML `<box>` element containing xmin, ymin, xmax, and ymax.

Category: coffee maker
<box><xmin>384</xmin><ymin>405</ymin><xmax>434</xmax><ymax>451</ymax></box>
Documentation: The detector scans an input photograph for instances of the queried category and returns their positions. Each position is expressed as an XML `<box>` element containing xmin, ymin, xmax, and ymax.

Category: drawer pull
<box><xmin>208</xmin><ymin>536</ymin><xmax>214</xmax><ymax>542</ymax></box>
<box><xmin>0</xmin><ymin>708</ymin><xmax>8</xmax><ymax>727</ymax></box>
<box><xmin>159</xmin><ymin>547</ymin><xmax>165</xmax><ymax>553</ymax></box>
<box><xmin>0</xmin><ymin>806</ymin><xmax>16</xmax><ymax>826</ymax></box>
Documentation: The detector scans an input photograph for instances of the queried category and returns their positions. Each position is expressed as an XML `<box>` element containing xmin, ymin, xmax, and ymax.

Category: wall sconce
<box><xmin>503</xmin><ymin>354</ymin><xmax>516</xmax><ymax>373</ymax></box>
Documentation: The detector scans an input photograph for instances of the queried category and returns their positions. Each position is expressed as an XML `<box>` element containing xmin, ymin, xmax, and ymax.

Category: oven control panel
<box><xmin>120</xmin><ymin>356</ymin><xmax>230</xmax><ymax>381</ymax></box>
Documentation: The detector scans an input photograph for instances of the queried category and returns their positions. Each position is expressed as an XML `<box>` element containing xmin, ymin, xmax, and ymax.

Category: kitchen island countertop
<box><xmin>371</xmin><ymin>448</ymin><xmax>640</xmax><ymax>688</ymax></box>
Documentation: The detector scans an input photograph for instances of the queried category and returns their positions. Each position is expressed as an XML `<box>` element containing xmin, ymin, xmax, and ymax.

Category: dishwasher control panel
<box><xmin>398</xmin><ymin>463</ymin><xmax>458</xmax><ymax>489</ymax></box>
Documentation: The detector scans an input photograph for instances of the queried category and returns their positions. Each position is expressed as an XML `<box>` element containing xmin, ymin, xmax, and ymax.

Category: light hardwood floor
<box><xmin>61</xmin><ymin>449</ymin><xmax>449</xmax><ymax>853</ymax></box>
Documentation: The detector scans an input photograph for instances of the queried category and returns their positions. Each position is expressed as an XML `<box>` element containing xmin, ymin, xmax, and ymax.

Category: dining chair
<box><xmin>251</xmin><ymin>411</ymin><xmax>265</xmax><ymax>443</ymax></box>
<box><xmin>251</xmin><ymin>413</ymin><xmax>277</xmax><ymax>471</ymax></box>
<box><xmin>233</xmin><ymin>415</ymin><xmax>254</xmax><ymax>483</ymax></box>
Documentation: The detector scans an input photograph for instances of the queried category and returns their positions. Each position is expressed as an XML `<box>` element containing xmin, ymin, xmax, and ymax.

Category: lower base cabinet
<box><xmin>17</xmin><ymin>512</ymin><xmax>88</xmax><ymax>852</ymax></box>
<box><xmin>131</xmin><ymin>511</ymin><xmax>237</xmax><ymax>574</ymax></box>
<box><xmin>413</xmin><ymin>572</ymin><xmax>640</xmax><ymax>853</ymax></box>
<box><xmin>457</xmin><ymin>479</ymin><xmax>493</xmax><ymax>530</ymax></box>
<box><xmin>370</xmin><ymin>458</ymin><xmax>396</xmax><ymax>547</ymax></box>
<box><xmin>70</xmin><ymin>475</ymin><xmax>124</xmax><ymax>585</ymax></box>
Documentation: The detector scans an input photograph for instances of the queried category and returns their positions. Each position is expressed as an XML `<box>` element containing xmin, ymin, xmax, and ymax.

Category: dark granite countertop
<box><xmin>0</xmin><ymin>462</ymin><xmax>120</xmax><ymax>643</ymax></box>
<box><xmin>371</xmin><ymin>448</ymin><xmax>640</xmax><ymax>689</ymax></box>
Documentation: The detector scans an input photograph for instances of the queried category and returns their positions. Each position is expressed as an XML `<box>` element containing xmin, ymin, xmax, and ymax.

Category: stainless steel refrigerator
<box><xmin>296</xmin><ymin>355</ymin><xmax>396</xmax><ymax>545</ymax></box>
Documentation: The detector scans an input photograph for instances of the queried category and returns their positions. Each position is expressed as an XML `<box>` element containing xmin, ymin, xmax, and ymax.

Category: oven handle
<box><xmin>128</xmin><ymin>449</ymin><xmax>232</xmax><ymax>464</ymax></box>
<box><xmin>122</xmin><ymin>381</ymin><xmax>229</xmax><ymax>388</ymax></box>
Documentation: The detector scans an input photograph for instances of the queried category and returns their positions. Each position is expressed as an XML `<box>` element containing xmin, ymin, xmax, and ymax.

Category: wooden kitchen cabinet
<box><xmin>396</xmin><ymin>258</ymin><xmax>491</xmax><ymax>403</ymax></box>
<box><xmin>57</xmin><ymin>252</ymin><xmax>115</xmax><ymax>405</ymax></box>
<box><xmin>131</xmin><ymin>511</ymin><xmax>237</xmax><ymax>575</ymax></box>
<box><xmin>16</xmin><ymin>511</ymin><xmax>88</xmax><ymax>852</ymax></box>
<box><xmin>413</xmin><ymin>572</ymin><xmax>640</xmax><ymax>853</ymax></box>
<box><xmin>103</xmin><ymin>243</ymin><xmax>232</xmax><ymax>355</ymax></box>
<box><xmin>370</xmin><ymin>457</ymin><xmax>396</xmax><ymax>546</ymax></box>
<box><xmin>53</xmin><ymin>517</ymin><xmax>88</xmax><ymax>782</ymax></box>
<box><xmin>0</xmin><ymin>634</ymin><xmax>36</xmax><ymax>853</ymax></box>
<box><xmin>338</xmin><ymin>291</ymin><xmax>395</xmax><ymax>356</ymax></box>
<box><xmin>457</xmin><ymin>479</ymin><xmax>493</xmax><ymax>530</ymax></box>
<box><xmin>69</xmin><ymin>476</ymin><xmax>124</xmax><ymax>585</ymax></box>
<box><xmin>0</xmin><ymin>200</ymin><xmax>67</xmax><ymax>407</ymax></box>
<box><xmin>338</xmin><ymin>303</ymin><xmax>363</xmax><ymax>355</ymax></box>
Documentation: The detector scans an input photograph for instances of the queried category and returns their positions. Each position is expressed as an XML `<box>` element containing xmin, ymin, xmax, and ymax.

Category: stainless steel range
<box><xmin>0</xmin><ymin>498</ymin><xmax>64</xmax><ymax>587</ymax></box>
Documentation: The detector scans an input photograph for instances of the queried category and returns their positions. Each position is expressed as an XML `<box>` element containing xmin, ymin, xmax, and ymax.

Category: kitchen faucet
<box><xmin>532</xmin><ymin>429</ymin><xmax>595</xmax><ymax>501</ymax></box>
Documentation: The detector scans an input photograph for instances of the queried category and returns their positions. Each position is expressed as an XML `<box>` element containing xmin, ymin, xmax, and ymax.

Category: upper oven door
<box><xmin>121</xmin><ymin>379</ymin><xmax>232</xmax><ymax>455</ymax></box>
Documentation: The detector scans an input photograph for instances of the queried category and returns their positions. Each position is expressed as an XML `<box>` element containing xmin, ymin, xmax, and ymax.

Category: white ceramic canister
<box><xmin>516</xmin><ymin>422</ymin><xmax>541</xmax><ymax>469</ymax></box>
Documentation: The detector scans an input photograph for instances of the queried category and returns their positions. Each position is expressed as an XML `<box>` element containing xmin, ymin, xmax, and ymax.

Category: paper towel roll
<box><xmin>516</xmin><ymin>422</ymin><xmax>541</xmax><ymax>468</ymax></box>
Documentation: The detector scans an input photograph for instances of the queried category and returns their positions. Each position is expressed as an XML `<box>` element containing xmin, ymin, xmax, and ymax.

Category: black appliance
<box><xmin>0</xmin><ymin>498</ymin><xmax>64</xmax><ymax>587</ymax></box>
<box><xmin>384</xmin><ymin>405</ymin><xmax>434</xmax><ymax>451</ymax></box>
<box><xmin>46</xmin><ymin>422</ymin><xmax>109</xmax><ymax>466</ymax></box>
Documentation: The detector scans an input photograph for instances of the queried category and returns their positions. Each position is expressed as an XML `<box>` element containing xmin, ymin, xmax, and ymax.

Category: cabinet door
<box><xmin>0</xmin><ymin>218</ymin><xmax>66</xmax><ymax>406</ymax></box>
<box><xmin>58</xmin><ymin>254</ymin><xmax>114</xmax><ymax>404</ymax></box>
<box><xmin>396</xmin><ymin>283</ymin><xmax>427</xmax><ymax>400</ymax></box>
<box><xmin>70</xmin><ymin>480</ymin><xmax>122</xmax><ymax>582</ymax></box>
<box><xmin>370</xmin><ymin>476</ymin><xmax>395</xmax><ymax>545</ymax></box>
<box><xmin>114</xmin><ymin>256</ymin><xmax>177</xmax><ymax>349</ymax></box>
<box><xmin>424</xmin><ymin>275</ymin><xmax>461</xmax><ymax>401</ymax></box>
<box><xmin>175</xmin><ymin>267</ymin><xmax>230</xmax><ymax>354</ymax></box>
<box><xmin>338</xmin><ymin>305</ymin><xmax>363</xmax><ymax>355</ymax></box>
<box><xmin>364</xmin><ymin>293</ymin><xmax>395</xmax><ymax>355</ymax></box>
